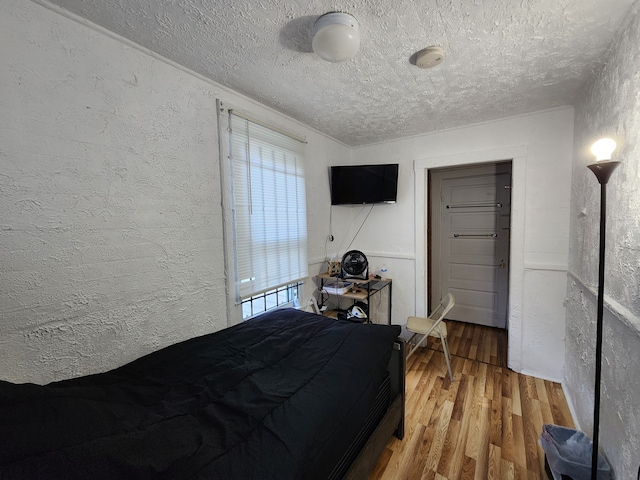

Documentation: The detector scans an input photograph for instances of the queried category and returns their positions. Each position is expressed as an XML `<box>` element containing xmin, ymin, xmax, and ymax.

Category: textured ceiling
<box><xmin>41</xmin><ymin>0</ymin><xmax>634</xmax><ymax>147</ymax></box>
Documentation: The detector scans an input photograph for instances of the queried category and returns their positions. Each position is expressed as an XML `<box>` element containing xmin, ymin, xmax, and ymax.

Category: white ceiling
<box><xmin>41</xmin><ymin>0</ymin><xmax>634</xmax><ymax>147</ymax></box>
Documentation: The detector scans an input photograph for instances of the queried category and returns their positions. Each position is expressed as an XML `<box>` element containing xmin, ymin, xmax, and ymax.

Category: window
<box><xmin>240</xmin><ymin>282</ymin><xmax>304</xmax><ymax>319</ymax></box>
<box><xmin>229</xmin><ymin>113</ymin><xmax>308</xmax><ymax>318</ymax></box>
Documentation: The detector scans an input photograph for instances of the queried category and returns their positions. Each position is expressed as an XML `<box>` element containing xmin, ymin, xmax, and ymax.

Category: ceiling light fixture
<box><xmin>415</xmin><ymin>46</ymin><xmax>446</xmax><ymax>69</ymax></box>
<box><xmin>312</xmin><ymin>12</ymin><xmax>360</xmax><ymax>63</ymax></box>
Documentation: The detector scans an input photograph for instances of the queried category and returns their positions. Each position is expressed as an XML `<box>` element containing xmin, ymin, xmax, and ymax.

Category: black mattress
<box><xmin>0</xmin><ymin>308</ymin><xmax>400</xmax><ymax>479</ymax></box>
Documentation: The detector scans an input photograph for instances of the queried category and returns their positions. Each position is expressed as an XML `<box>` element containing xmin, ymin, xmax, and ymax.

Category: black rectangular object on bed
<box><xmin>0</xmin><ymin>308</ymin><xmax>401</xmax><ymax>479</ymax></box>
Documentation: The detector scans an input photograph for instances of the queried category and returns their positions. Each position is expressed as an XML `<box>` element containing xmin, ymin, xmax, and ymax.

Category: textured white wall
<box><xmin>0</xmin><ymin>0</ymin><xmax>343</xmax><ymax>384</ymax></box>
<box><xmin>565</xmin><ymin>1</ymin><xmax>640</xmax><ymax>476</ymax></box>
<box><xmin>349</xmin><ymin>108</ymin><xmax>575</xmax><ymax>382</ymax></box>
<box><xmin>0</xmin><ymin>0</ymin><xmax>226</xmax><ymax>383</ymax></box>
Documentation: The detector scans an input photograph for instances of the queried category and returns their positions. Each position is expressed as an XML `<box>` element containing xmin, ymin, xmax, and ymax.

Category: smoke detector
<box><xmin>415</xmin><ymin>46</ymin><xmax>445</xmax><ymax>68</ymax></box>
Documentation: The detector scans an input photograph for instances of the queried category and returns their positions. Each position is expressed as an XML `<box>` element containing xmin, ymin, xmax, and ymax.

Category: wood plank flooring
<box><xmin>369</xmin><ymin>321</ymin><xmax>574</xmax><ymax>480</ymax></box>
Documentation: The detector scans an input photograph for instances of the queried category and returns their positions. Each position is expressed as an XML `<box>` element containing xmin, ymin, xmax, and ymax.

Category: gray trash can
<box><xmin>540</xmin><ymin>424</ymin><xmax>612</xmax><ymax>480</ymax></box>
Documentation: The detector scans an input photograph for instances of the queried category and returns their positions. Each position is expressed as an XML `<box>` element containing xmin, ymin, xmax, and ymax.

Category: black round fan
<box><xmin>341</xmin><ymin>250</ymin><xmax>368</xmax><ymax>280</ymax></box>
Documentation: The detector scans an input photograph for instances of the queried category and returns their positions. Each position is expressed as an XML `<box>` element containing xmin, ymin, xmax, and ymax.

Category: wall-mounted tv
<box><xmin>330</xmin><ymin>164</ymin><xmax>399</xmax><ymax>205</ymax></box>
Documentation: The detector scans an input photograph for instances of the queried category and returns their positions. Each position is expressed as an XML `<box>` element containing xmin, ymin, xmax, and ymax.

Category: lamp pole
<box><xmin>586</xmin><ymin>138</ymin><xmax>620</xmax><ymax>480</ymax></box>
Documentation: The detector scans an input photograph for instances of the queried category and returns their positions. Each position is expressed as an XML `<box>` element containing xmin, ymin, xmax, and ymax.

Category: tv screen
<box><xmin>330</xmin><ymin>164</ymin><xmax>399</xmax><ymax>205</ymax></box>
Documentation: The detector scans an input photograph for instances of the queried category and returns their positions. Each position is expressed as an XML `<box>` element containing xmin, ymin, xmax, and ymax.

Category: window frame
<box><xmin>219</xmin><ymin>107</ymin><xmax>309</xmax><ymax>322</ymax></box>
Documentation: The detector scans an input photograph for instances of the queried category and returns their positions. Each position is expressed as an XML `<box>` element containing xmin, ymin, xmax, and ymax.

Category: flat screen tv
<box><xmin>330</xmin><ymin>164</ymin><xmax>399</xmax><ymax>205</ymax></box>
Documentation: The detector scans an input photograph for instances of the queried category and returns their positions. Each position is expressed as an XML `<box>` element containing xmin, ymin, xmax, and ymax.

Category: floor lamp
<box><xmin>587</xmin><ymin>137</ymin><xmax>620</xmax><ymax>480</ymax></box>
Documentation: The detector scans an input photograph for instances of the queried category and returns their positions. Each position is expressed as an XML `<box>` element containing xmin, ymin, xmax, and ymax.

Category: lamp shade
<box><xmin>312</xmin><ymin>12</ymin><xmax>360</xmax><ymax>63</ymax></box>
<box><xmin>591</xmin><ymin>138</ymin><xmax>616</xmax><ymax>161</ymax></box>
<box><xmin>588</xmin><ymin>137</ymin><xmax>620</xmax><ymax>184</ymax></box>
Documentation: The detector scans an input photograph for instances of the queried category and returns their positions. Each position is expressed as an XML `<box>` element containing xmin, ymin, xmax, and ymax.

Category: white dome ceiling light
<box><xmin>312</xmin><ymin>12</ymin><xmax>360</xmax><ymax>63</ymax></box>
<box><xmin>415</xmin><ymin>46</ymin><xmax>446</xmax><ymax>68</ymax></box>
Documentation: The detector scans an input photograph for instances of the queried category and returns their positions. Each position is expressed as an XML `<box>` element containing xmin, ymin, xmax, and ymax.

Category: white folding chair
<box><xmin>406</xmin><ymin>293</ymin><xmax>455</xmax><ymax>381</ymax></box>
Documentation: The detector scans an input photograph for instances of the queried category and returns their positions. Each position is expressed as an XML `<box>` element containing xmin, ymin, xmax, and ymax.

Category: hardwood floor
<box><xmin>369</xmin><ymin>321</ymin><xmax>574</xmax><ymax>480</ymax></box>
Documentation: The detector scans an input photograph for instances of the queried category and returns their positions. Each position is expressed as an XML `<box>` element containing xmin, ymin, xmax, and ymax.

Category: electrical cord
<box><xmin>329</xmin><ymin>204</ymin><xmax>334</xmax><ymax>242</ymax></box>
<box><xmin>344</xmin><ymin>204</ymin><xmax>375</xmax><ymax>252</ymax></box>
<box><xmin>323</xmin><ymin>206</ymin><xmax>336</xmax><ymax>263</ymax></box>
<box><xmin>321</xmin><ymin>204</ymin><xmax>374</xmax><ymax>317</ymax></box>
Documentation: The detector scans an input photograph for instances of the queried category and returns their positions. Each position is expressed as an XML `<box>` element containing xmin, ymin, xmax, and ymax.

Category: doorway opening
<box><xmin>428</xmin><ymin>161</ymin><xmax>512</xmax><ymax>339</ymax></box>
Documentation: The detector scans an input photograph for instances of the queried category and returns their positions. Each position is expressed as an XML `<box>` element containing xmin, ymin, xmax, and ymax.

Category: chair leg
<box><xmin>407</xmin><ymin>333</ymin><xmax>428</xmax><ymax>359</ymax></box>
<box><xmin>441</xmin><ymin>336</ymin><xmax>453</xmax><ymax>381</ymax></box>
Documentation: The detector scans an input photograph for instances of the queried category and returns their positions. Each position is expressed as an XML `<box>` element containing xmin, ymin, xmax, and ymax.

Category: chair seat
<box><xmin>406</xmin><ymin>293</ymin><xmax>455</xmax><ymax>381</ymax></box>
<box><xmin>406</xmin><ymin>315</ymin><xmax>448</xmax><ymax>337</ymax></box>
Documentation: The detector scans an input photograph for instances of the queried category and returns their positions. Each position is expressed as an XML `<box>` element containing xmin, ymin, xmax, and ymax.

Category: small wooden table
<box><xmin>314</xmin><ymin>273</ymin><xmax>393</xmax><ymax>324</ymax></box>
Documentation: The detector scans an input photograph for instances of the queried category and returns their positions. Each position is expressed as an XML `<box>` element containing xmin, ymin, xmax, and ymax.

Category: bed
<box><xmin>0</xmin><ymin>308</ymin><xmax>405</xmax><ymax>479</ymax></box>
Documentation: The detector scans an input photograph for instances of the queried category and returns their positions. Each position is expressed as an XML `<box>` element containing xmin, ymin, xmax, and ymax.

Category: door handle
<box><xmin>453</xmin><ymin>233</ymin><xmax>497</xmax><ymax>238</ymax></box>
<box><xmin>495</xmin><ymin>260</ymin><xmax>506</xmax><ymax>269</ymax></box>
<box><xmin>446</xmin><ymin>203</ymin><xmax>502</xmax><ymax>209</ymax></box>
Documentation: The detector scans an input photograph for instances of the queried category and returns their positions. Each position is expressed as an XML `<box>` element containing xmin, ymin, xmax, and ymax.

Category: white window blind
<box><xmin>230</xmin><ymin>113</ymin><xmax>308</xmax><ymax>300</ymax></box>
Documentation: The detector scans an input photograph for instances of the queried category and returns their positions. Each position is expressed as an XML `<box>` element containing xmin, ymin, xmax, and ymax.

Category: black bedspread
<box><xmin>0</xmin><ymin>308</ymin><xmax>400</xmax><ymax>479</ymax></box>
